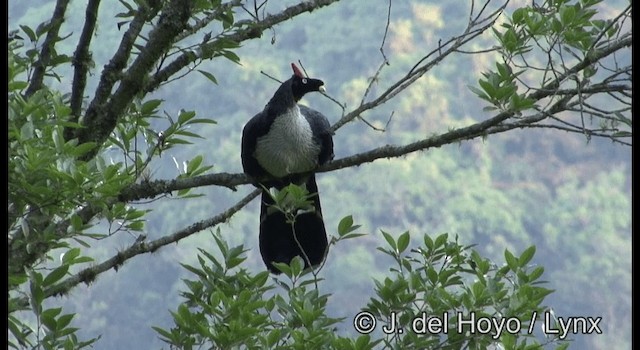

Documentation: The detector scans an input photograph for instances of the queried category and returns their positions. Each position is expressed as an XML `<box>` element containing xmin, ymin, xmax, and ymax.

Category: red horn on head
<box><xmin>291</xmin><ymin>63</ymin><xmax>304</xmax><ymax>77</ymax></box>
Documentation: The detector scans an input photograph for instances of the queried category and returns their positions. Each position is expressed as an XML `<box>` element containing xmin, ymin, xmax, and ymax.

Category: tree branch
<box><xmin>533</xmin><ymin>35</ymin><xmax>632</xmax><ymax>98</ymax></box>
<box><xmin>174</xmin><ymin>0</ymin><xmax>244</xmax><ymax>43</ymax></box>
<box><xmin>331</xmin><ymin>0</ymin><xmax>508</xmax><ymax>132</ymax></box>
<box><xmin>9</xmin><ymin>1</ymin><xmax>173</xmax><ymax>276</ymax></box>
<box><xmin>65</xmin><ymin>2</ymin><xmax>155</xmax><ymax>143</ymax></box>
<box><xmin>119</xmin><ymin>109</ymin><xmax>519</xmax><ymax>203</ymax></box>
<box><xmin>10</xmin><ymin>189</ymin><xmax>261</xmax><ymax>312</ymax></box>
<box><xmin>67</xmin><ymin>0</ymin><xmax>102</xmax><ymax>140</ymax></box>
<box><xmin>115</xmin><ymin>29</ymin><xmax>632</xmax><ymax>205</ymax></box>
<box><xmin>23</xmin><ymin>0</ymin><xmax>70</xmax><ymax>99</ymax></box>
<box><xmin>144</xmin><ymin>0</ymin><xmax>341</xmax><ymax>93</ymax></box>
<box><xmin>76</xmin><ymin>0</ymin><xmax>193</xmax><ymax>157</ymax></box>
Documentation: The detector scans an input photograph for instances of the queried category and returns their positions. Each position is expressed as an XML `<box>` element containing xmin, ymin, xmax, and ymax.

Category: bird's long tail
<box><xmin>258</xmin><ymin>175</ymin><xmax>328</xmax><ymax>274</ymax></box>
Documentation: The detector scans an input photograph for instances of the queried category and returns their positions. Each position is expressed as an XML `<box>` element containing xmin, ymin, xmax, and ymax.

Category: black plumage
<box><xmin>241</xmin><ymin>63</ymin><xmax>333</xmax><ymax>273</ymax></box>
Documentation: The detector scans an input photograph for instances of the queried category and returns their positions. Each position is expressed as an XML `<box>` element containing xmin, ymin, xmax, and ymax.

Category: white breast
<box><xmin>254</xmin><ymin>106</ymin><xmax>320</xmax><ymax>178</ymax></box>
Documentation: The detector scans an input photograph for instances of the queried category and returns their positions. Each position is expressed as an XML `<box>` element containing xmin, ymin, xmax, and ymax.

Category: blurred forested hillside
<box><xmin>9</xmin><ymin>1</ymin><xmax>631</xmax><ymax>349</ymax></box>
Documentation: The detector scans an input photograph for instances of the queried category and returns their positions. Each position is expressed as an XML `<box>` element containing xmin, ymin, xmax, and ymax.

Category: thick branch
<box><xmin>69</xmin><ymin>0</ymin><xmax>102</xmax><ymax>125</ymax></box>
<box><xmin>323</xmin><ymin>110</ymin><xmax>517</xmax><ymax>173</ymax></box>
<box><xmin>120</xmin><ymin>109</ymin><xmax>518</xmax><ymax>203</ymax></box>
<box><xmin>10</xmin><ymin>0</ymin><xmax>339</xmax><ymax>277</ymax></box>
<box><xmin>9</xmin><ymin>189</ymin><xmax>260</xmax><ymax>312</ymax></box>
<box><xmin>174</xmin><ymin>0</ymin><xmax>243</xmax><ymax>42</ymax></box>
<box><xmin>118</xmin><ymin>32</ymin><xmax>631</xmax><ymax>203</ymax></box>
<box><xmin>23</xmin><ymin>0</ymin><xmax>70</xmax><ymax>99</ymax></box>
<box><xmin>9</xmin><ymin>1</ymin><xmax>177</xmax><ymax>276</ymax></box>
<box><xmin>76</xmin><ymin>0</ymin><xmax>193</xmax><ymax>157</ymax></box>
<box><xmin>145</xmin><ymin>0</ymin><xmax>341</xmax><ymax>93</ymax></box>
<box><xmin>64</xmin><ymin>3</ymin><xmax>153</xmax><ymax>143</ymax></box>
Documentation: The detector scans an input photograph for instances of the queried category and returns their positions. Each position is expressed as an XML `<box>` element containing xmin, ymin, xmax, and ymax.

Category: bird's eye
<box><xmin>302</xmin><ymin>78</ymin><xmax>308</xmax><ymax>84</ymax></box>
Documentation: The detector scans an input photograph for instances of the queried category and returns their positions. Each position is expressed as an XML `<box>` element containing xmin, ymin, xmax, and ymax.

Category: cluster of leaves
<box><xmin>470</xmin><ymin>0</ymin><xmax>631</xmax><ymax>141</ymax></box>
<box><xmin>495</xmin><ymin>0</ymin><xmax>619</xmax><ymax>57</ymax></box>
<box><xmin>153</xmin><ymin>230</ymin><xmax>346</xmax><ymax>349</ymax></box>
<box><xmin>7</xmin><ymin>30</ymin><xmax>215</xmax><ymax>348</ymax></box>
<box><xmin>152</xmin><ymin>235</ymin><xmax>565</xmax><ymax>349</ymax></box>
<box><xmin>469</xmin><ymin>62</ymin><xmax>536</xmax><ymax>113</ymax></box>
<box><xmin>8</xmin><ymin>248</ymin><xmax>99</xmax><ymax>350</ymax></box>
<box><xmin>153</xmin><ymin>185</ymin><xmax>564</xmax><ymax>350</ymax></box>
<box><xmin>368</xmin><ymin>232</ymin><xmax>562</xmax><ymax>349</ymax></box>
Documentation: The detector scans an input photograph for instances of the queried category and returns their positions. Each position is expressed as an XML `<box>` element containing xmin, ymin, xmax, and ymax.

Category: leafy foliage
<box><xmin>154</xmin><ymin>226</ymin><xmax>564</xmax><ymax>349</ymax></box>
<box><xmin>7</xmin><ymin>0</ymin><xmax>630</xmax><ymax>349</ymax></box>
<box><xmin>8</xmin><ymin>25</ymin><xmax>215</xmax><ymax>350</ymax></box>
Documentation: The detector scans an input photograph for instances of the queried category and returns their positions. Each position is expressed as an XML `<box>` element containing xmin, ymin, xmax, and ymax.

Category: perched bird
<box><xmin>241</xmin><ymin>63</ymin><xmax>334</xmax><ymax>274</ymax></box>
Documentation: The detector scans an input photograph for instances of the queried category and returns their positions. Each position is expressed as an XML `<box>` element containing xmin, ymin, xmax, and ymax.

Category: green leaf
<box><xmin>186</xmin><ymin>155</ymin><xmax>203</xmax><ymax>174</ymax></box>
<box><xmin>166</xmin><ymin>137</ymin><xmax>193</xmax><ymax>145</ymax></box>
<box><xmin>397</xmin><ymin>231</ymin><xmax>410</xmax><ymax>253</ymax></box>
<box><xmin>272</xmin><ymin>261</ymin><xmax>292</xmax><ymax>276</ymax></box>
<box><xmin>512</xmin><ymin>8</ymin><xmax>527</xmax><ymax>24</ymax></box>
<box><xmin>9</xmin><ymin>274</ymin><xmax>28</xmax><ymax>287</ymax></box>
<box><xmin>198</xmin><ymin>70</ymin><xmax>218</xmax><ymax>85</ymax></box>
<box><xmin>560</xmin><ymin>5</ymin><xmax>577</xmax><ymax>25</ymax></box>
<box><xmin>289</xmin><ymin>256</ymin><xmax>304</xmax><ymax>277</ymax></box>
<box><xmin>72</xmin><ymin>256</ymin><xmax>94</xmax><ymax>264</ymax></box>
<box><xmin>189</xmin><ymin>118</ymin><xmax>218</xmax><ymax>125</ymax></box>
<box><xmin>8</xmin><ymin>81</ymin><xmax>28</xmax><ymax>91</ymax></box>
<box><xmin>43</xmin><ymin>265</ymin><xmax>69</xmax><ymax>287</ymax></box>
<box><xmin>468</xmin><ymin>85</ymin><xmax>491</xmax><ymax>102</ymax></box>
<box><xmin>69</xmin><ymin>142</ymin><xmax>96</xmax><ymax>157</ymax></box>
<box><xmin>338</xmin><ymin>215</ymin><xmax>354</xmax><ymax>236</ymax></box>
<box><xmin>519</xmin><ymin>245</ymin><xmax>536</xmax><ymax>267</ymax></box>
<box><xmin>504</xmin><ymin>249</ymin><xmax>519</xmax><ymax>271</ymax></box>
<box><xmin>152</xmin><ymin>326</ymin><xmax>174</xmax><ymax>341</ymax></box>
<box><xmin>177</xmin><ymin>110</ymin><xmax>196</xmax><ymax>124</ymax></box>
<box><xmin>41</xmin><ymin>308</ymin><xmax>62</xmax><ymax>331</ymax></box>
<box><xmin>341</xmin><ymin>233</ymin><xmax>367</xmax><ymax>240</ymax></box>
<box><xmin>426</xmin><ymin>267</ymin><xmax>438</xmax><ymax>284</ymax></box>
<box><xmin>528</xmin><ymin>266</ymin><xmax>545</xmax><ymax>281</ymax></box>
<box><xmin>70</xmin><ymin>214</ymin><xmax>83</xmax><ymax>232</ymax></box>
<box><xmin>57</xmin><ymin>313</ymin><xmax>75</xmax><ymax>330</ymax></box>
<box><xmin>125</xmin><ymin>209</ymin><xmax>147</xmax><ymax>220</ymax></box>
<box><xmin>380</xmin><ymin>230</ymin><xmax>397</xmax><ymax>251</ymax></box>
<box><xmin>29</xmin><ymin>272</ymin><xmax>44</xmax><ymax>315</ymax></box>
<box><xmin>434</xmin><ymin>233</ymin><xmax>448</xmax><ymax>248</ymax></box>
<box><xmin>221</xmin><ymin>50</ymin><xmax>241</xmax><ymax>64</ymax></box>
<box><xmin>140</xmin><ymin>99</ymin><xmax>163</xmax><ymax>115</ymax></box>
<box><xmin>62</xmin><ymin>248</ymin><xmax>81</xmax><ymax>264</ymax></box>
<box><xmin>20</xmin><ymin>25</ymin><xmax>37</xmax><ymax>42</ymax></box>
<box><xmin>21</xmin><ymin>121</ymin><xmax>34</xmax><ymax>139</ymax></box>
<box><xmin>35</xmin><ymin>21</ymin><xmax>52</xmax><ymax>37</ymax></box>
<box><xmin>478</xmin><ymin>78</ymin><xmax>496</xmax><ymax>98</ymax></box>
<box><xmin>51</xmin><ymin>54</ymin><xmax>72</xmax><ymax>66</ymax></box>
<box><xmin>423</xmin><ymin>234</ymin><xmax>434</xmax><ymax>251</ymax></box>
<box><xmin>612</xmin><ymin>131</ymin><xmax>631</xmax><ymax>138</ymax></box>
<box><xmin>126</xmin><ymin>221</ymin><xmax>144</xmax><ymax>231</ymax></box>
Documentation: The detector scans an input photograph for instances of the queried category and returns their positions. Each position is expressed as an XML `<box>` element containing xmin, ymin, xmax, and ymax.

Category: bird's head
<box><xmin>290</xmin><ymin>63</ymin><xmax>325</xmax><ymax>101</ymax></box>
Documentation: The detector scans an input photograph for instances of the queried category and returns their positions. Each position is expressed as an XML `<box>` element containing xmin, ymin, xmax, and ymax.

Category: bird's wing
<box><xmin>241</xmin><ymin>110</ymin><xmax>271</xmax><ymax>178</ymax></box>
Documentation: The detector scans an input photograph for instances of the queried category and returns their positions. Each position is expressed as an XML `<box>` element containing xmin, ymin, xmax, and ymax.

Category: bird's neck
<box><xmin>266</xmin><ymin>81</ymin><xmax>297</xmax><ymax>116</ymax></box>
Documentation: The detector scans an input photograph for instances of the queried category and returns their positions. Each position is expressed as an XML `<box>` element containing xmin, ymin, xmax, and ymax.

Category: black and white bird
<box><xmin>241</xmin><ymin>63</ymin><xmax>334</xmax><ymax>274</ymax></box>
